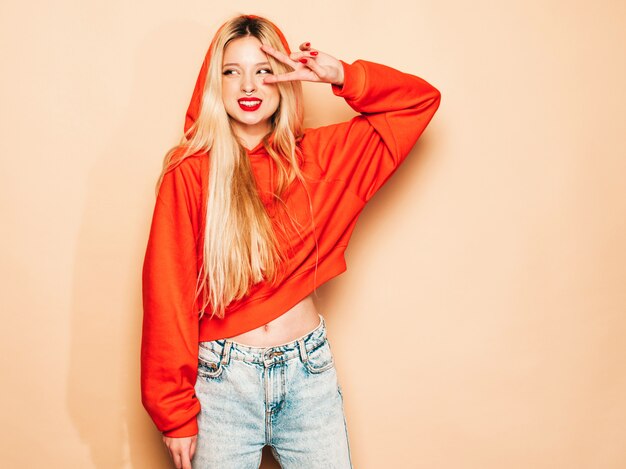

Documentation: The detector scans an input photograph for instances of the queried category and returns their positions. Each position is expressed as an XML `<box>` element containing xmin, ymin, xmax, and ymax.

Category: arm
<box><xmin>305</xmin><ymin>59</ymin><xmax>442</xmax><ymax>202</ymax></box>
<box><xmin>141</xmin><ymin>159</ymin><xmax>203</xmax><ymax>439</ymax></box>
<box><xmin>262</xmin><ymin>42</ymin><xmax>441</xmax><ymax>202</ymax></box>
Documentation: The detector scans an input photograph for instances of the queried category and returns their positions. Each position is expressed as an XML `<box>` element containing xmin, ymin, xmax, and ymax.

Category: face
<box><xmin>221</xmin><ymin>36</ymin><xmax>280</xmax><ymax>145</ymax></box>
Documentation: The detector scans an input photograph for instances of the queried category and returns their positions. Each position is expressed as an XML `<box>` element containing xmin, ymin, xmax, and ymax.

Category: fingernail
<box><xmin>299</xmin><ymin>58</ymin><xmax>308</xmax><ymax>64</ymax></box>
<box><xmin>305</xmin><ymin>42</ymin><xmax>311</xmax><ymax>47</ymax></box>
<box><xmin>310</xmin><ymin>51</ymin><xmax>318</xmax><ymax>56</ymax></box>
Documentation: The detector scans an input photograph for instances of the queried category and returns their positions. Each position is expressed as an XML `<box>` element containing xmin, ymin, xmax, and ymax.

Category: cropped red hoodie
<box><xmin>141</xmin><ymin>25</ymin><xmax>441</xmax><ymax>438</ymax></box>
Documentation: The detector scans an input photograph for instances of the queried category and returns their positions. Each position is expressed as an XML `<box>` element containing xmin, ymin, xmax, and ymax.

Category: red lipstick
<box><xmin>238</xmin><ymin>98</ymin><xmax>262</xmax><ymax>112</ymax></box>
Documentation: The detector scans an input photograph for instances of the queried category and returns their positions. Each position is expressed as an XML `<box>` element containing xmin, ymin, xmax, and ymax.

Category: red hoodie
<box><xmin>141</xmin><ymin>30</ymin><xmax>441</xmax><ymax>438</ymax></box>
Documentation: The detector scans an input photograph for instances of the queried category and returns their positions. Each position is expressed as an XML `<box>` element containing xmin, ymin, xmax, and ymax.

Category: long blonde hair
<box><xmin>156</xmin><ymin>15</ymin><xmax>307</xmax><ymax>319</ymax></box>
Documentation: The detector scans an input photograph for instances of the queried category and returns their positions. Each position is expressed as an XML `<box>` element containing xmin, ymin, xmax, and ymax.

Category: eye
<box><xmin>222</xmin><ymin>69</ymin><xmax>238</xmax><ymax>76</ymax></box>
<box><xmin>258</xmin><ymin>68</ymin><xmax>273</xmax><ymax>75</ymax></box>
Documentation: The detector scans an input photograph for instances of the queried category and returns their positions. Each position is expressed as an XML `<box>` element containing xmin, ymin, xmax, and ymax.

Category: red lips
<box><xmin>238</xmin><ymin>98</ymin><xmax>262</xmax><ymax>112</ymax></box>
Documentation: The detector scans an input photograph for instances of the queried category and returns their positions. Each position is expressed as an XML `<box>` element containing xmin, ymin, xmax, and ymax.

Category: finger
<box><xmin>299</xmin><ymin>41</ymin><xmax>312</xmax><ymax>51</ymax></box>
<box><xmin>181</xmin><ymin>449</ymin><xmax>192</xmax><ymax>469</ymax></box>
<box><xmin>163</xmin><ymin>441</ymin><xmax>174</xmax><ymax>460</ymax></box>
<box><xmin>289</xmin><ymin>49</ymin><xmax>320</xmax><ymax>60</ymax></box>
<box><xmin>263</xmin><ymin>70</ymin><xmax>307</xmax><ymax>84</ymax></box>
<box><xmin>172</xmin><ymin>449</ymin><xmax>183</xmax><ymax>469</ymax></box>
<box><xmin>300</xmin><ymin>56</ymin><xmax>328</xmax><ymax>81</ymax></box>
<box><xmin>260</xmin><ymin>43</ymin><xmax>297</xmax><ymax>68</ymax></box>
<box><xmin>289</xmin><ymin>51</ymin><xmax>310</xmax><ymax>62</ymax></box>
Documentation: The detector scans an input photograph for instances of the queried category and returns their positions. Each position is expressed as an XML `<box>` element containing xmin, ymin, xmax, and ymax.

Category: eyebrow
<box><xmin>222</xmin><ymin>61</ymin><xmax>271</xmax><ymax>67</ymax></box>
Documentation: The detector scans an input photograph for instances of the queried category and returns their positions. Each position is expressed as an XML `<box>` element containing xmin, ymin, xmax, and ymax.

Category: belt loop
<box><xmin>221</xmin><ymin>341</ymin><xmax>233</xmax><ymax>366</ymax></box>
<box><xmin>297</xmin><ymin>338</ymin><xmax>308</xmax><ymax>363</ymax></box>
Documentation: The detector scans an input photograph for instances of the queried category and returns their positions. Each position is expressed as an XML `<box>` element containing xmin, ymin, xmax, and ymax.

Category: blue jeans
<box><xmin>192</xmin><ymin>314</ymin><xmax>353</xmax><ymax>468</ymax></box>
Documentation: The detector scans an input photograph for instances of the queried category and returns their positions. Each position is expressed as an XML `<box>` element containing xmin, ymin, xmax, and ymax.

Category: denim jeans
<box><xmin>192</xmin><ymin>314</ymin><xmax>353</xmax><ymax>469</ymax></box>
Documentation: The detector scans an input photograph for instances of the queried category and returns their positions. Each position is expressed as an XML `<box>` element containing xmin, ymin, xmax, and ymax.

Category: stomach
<box><xmin>225</xmin><ymin>294</ymin><xmax>321</xmax><ymax>347</ymax></box>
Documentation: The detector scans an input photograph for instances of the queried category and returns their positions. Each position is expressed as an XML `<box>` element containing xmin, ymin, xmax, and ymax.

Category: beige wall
<box><xmin>1</xmin><ymin>0</ymin><xmax>625</xmax><ymax>467</ymax></box>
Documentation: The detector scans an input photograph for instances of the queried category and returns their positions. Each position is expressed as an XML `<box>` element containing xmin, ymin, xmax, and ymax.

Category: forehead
<box><xmin>222</xmin><ymin>36</ymin><xmax>265</xmax><ymax>64</ymax></box>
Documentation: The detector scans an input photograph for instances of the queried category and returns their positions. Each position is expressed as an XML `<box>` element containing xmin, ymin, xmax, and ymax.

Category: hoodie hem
<box><xmin>198</xmin><ymin>249</ymin><xmax>347</xmax><ymax>341</ymax></box>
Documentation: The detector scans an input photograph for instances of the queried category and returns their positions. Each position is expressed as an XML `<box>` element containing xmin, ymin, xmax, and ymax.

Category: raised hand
<box><xmin>261</xmin><ymin>42</ymin><xmax>344</xmax><ymax>87</ymax></box>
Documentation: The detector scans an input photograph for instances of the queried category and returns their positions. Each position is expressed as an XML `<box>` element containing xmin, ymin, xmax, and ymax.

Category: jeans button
<box><xmin>268</xmin><ymin>350</ymin><xmax>283</xmax><ymax>359</ymax></box>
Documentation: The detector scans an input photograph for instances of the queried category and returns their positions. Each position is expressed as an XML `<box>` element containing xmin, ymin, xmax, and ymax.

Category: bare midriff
<box><xmin>225</xmin><ymin>294</ymin><xmax>321</xmax><ymax>347</ymax></box>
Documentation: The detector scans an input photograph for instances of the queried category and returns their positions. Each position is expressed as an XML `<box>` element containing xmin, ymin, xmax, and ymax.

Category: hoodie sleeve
<box><xmin>303</xmin><ymin>59</ymin><xmax>441</xmax><ymax>202</ymax></box>
<box><xmin>141</xmin><ymin>159</ymin><xmax>203</xmax><ymax>438</ymax></box>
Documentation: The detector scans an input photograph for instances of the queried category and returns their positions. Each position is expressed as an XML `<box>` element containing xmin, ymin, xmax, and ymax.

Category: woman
<box><xmin>141</xmin><ymin>14</ymin><xmax>441</xmax><ymax>469</ymax></box>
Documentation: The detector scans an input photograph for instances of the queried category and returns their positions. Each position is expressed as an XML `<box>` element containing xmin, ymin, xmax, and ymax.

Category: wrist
<box><xmin>162</xmin><ymin>416</ymin><xmax>199</xmax><ymax>438</ymax></box>
<box><xmin>332</xmin><ymin>67</ymin><xmax>345</xmax><ymax>87</ymax></box>
<box><xmin>331</xmin><ymin>60</ymin><xmax>365</xmax><ymax>101</ymax></box>
<box><xmin>330</xmin><ymin>61</ymin><xmax>345</xmax><ymax>88</ymax></box>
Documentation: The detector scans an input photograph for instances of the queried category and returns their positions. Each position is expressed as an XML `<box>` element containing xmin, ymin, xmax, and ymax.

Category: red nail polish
<box><xmin>299</xmin><ymin>58</ymin><xmax>308</xmax><ymax>64</ymax></box>
<box><xmin>310</xmin><ymin>51</ymin><xmax>318</xmax><ymax>56</ymax></box>
<box><xmin>305</xmin><ymin>42</ymin><xmax>311</xmax><ymax>47</ymax></box>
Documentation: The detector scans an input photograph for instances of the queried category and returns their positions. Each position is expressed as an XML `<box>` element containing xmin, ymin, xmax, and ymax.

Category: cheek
<box><xmin>221</xmin><ymin>85</ymin><xmax>239</xmax><ymax>117</ymax></box>
<box><xmin>266</xmin><ymin>88</ymin><xmax>281</xmax><ymax>111</ymax></box>
<box><xmin>222</xmin><ymin>78</ymin><xmax>242</xmax><ymax>101</ymax></box>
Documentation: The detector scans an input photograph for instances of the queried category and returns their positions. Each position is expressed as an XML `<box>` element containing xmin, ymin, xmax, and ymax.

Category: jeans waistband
<box><xmin>199</xmin><ymin>313</ymin><xmax>327</xmax><ymax>367</ymax></box>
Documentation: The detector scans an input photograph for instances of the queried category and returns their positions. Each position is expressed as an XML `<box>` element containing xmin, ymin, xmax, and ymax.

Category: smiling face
<box><xmin>221</xmin><ymin>36</ymin><xmax>280</xmax><ymax>148</ymax></box>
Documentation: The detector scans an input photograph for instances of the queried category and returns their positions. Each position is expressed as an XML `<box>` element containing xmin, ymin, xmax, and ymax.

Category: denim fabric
<box><xmin>192</xmin><ymin>314</ymin><xmax>353</xmax><ymax>469</ymax></box>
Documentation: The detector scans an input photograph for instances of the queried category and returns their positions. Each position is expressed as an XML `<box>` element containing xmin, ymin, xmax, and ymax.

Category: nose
<box><xmin>241</xmin><ymin>72</ymin><xmax>256</xmax><ymax>95</ymax></box>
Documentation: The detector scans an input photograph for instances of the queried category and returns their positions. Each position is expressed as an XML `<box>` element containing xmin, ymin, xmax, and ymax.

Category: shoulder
<box><xmin>157</xmin><ymin>152</ymin><xmax>209</xmax><ymax>211</ymax></box>
<box><xmin>301</xmin><ymin>118</ymin><xmax>362</xmax><ymax>142</ymax></box>
<box><xmin>168</xmin><ymin>151</ymin><xmax>208</xmax><ymax>176</ymax></box>
<box><xmin>162</xmin><ymin>152</ymin><xmax>208</xmax><ymax>188</ymax></box>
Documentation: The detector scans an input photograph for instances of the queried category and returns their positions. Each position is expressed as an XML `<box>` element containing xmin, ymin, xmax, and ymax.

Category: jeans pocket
<box><xmin>197</xmin><ymin>344</ymin><xmax>224</xmax><ymax>380</ymax></box>
<box><xmin>304</xmin><ymin>339</ymin><xmax>335</xmax><ymax>374</ymax></box>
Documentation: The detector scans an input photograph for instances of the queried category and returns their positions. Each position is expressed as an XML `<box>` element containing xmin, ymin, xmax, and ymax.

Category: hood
<box><xmin>184</xmin><ymin>15</ymin><xmax>292</xmax><ymax>135</ymax></box>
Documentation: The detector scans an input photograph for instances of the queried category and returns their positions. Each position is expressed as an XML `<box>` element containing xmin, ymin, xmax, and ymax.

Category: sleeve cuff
<box><xmin>162</xmin><ymin>416</ymin><xmax>198</xmax><ymax>438</ymax></box>
<box><xmin>331</xmin><ymin>60</ymin><xmax>367</xmax><ymax>102</ymax></box>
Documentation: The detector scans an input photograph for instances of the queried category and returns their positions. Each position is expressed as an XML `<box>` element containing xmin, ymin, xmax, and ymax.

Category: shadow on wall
<box><xmin>65</xmin><ymin>20</ymin><xmax>209</xmax><ymax>469</ymax></box>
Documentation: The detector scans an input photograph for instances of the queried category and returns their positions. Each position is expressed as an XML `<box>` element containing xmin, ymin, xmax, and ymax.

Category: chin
<box><xmin>238</xmin><ymin>114</ymin><xmax>270</xmax><ymax>127</ymax></box>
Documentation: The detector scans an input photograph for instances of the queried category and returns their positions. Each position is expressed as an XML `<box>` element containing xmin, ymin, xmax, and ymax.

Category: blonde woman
<box><xmin>141</xmin><ymin>14</ymin><xmax>441</xmax><ymax>469</ymax></box>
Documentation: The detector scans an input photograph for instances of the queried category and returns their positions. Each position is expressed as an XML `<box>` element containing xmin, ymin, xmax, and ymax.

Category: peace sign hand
<box><xmin>261</xmin><ymin>42</ymin><xmax>345</xmax><ymax>87</ymax></box>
